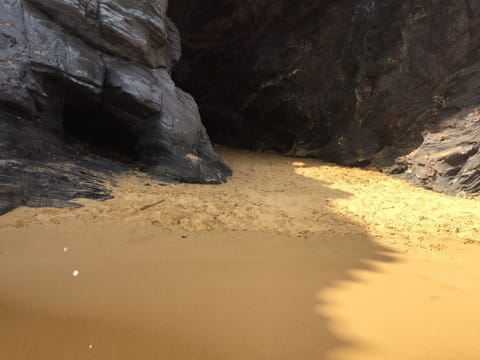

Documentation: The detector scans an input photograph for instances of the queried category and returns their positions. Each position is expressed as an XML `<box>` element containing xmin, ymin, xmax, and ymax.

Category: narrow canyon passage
<box><xmin>1</xmin><ymin>150</ymin><xmax>479</xmax><ymax>360</ymax></box>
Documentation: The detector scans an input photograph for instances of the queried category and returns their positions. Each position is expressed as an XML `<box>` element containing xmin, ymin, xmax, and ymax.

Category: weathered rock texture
<box><xmin>169</xmin><ymin>0</ymin><xmax>480</xmax><ymax>196</ymax></box>
<box><xmin>2</xmin><ymin>0</ymin><xmax>479</xmax><ymax>214</ymax></box>
<box><xmin>398</xmin><ymin>107</ymin><xmax>480</xmax><ymax>195</ymax></box>
<box><xmin>0</xmin><ymin>0</ymin><xmax>230</xmax><ymax>214</ymax></box>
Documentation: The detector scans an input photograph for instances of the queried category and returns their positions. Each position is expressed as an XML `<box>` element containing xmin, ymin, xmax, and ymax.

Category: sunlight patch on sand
<box><xmin>1</xmin><ymin>149</ymin><xmax>480</xmax><ymax>360</ymax></box>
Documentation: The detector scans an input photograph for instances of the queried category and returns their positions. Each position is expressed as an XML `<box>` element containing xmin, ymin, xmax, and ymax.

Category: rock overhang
<box><xmin>0</xmin><ymin>0</ymin><xmax>231</xmax><ymax>214</ymax></box>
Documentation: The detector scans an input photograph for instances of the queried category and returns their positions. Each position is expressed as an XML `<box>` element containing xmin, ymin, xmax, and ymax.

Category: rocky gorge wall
<box><xmin>0</xmin><ymin>0</ymin><xmax>230</xmax><ymax>214</ymax></box>
<box><xmin>1</xmin><ymin>0</ymin><xmax>479</xmax><ymax>214</ymax></box>
<box><xmin>169</xmin><ymin>0</ymin><xmax>480</xmax><ymax>196</ymax></box>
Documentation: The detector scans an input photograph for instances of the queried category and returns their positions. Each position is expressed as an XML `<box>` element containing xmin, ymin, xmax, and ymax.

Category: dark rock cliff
<box><xmin>169</xmin><ymin>0</ymin><xmax>480</xmax><ymax>196</ymax></box>
<box><xmin>1</xmin><ymin>0</ymin><xmax>479</xmax><ymax>214</ymax></box>
<box><xmin>0</xmin><ymin>0</ymin><xmax>230</xmax><ymax>214</ymax></box>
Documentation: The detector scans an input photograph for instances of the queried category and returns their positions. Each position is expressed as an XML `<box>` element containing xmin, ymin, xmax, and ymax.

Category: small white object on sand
<box><xmin>72</xmin><ymin>270</ymin><xmax>80</xmax><ymax>277</ymax></box>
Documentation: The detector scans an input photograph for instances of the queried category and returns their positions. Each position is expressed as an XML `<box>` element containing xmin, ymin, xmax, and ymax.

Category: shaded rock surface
<box><xmin>169</xmin><ymin>0</ymin><xmax>480</xmax><ymax>196</ymax></box>
<box><xmin>2</xmin><ymin>0</ymin><xmax>479</xmax><ymax>215</ymax></box>
<box><xmin>0</xmin><ymin>0</ymin><xmax>230</xmax><ymax>214</ymax></box>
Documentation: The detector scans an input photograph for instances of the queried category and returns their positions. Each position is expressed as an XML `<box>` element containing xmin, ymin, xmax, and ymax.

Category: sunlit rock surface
<box><xmin>398</xmin><ymin>108</ymin><xmax>480</xmax><ymax>195</ymax></box>
<box><xmin>0</xmin><ymin>0</ymin><xmax>230</xmax><ymax>214</ymax></box>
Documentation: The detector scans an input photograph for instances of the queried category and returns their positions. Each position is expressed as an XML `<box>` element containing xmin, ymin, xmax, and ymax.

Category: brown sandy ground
<box><xmin>0</xmin><ymin>148</ymin><xmax>479</xmax><ymax>359</ymax></box>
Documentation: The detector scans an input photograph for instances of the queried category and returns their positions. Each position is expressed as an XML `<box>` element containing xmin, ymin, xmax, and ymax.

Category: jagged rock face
<box><xmin>169</xmin><ymin>0</ymin><xmax>480</xmax><ymax>195</ymax></box>
<box><xmin>1</xmin><ymin>0</ymin><xmax>479</xmax><ymax>215</ymax></box>
<box><xmin>398</xmin><ymin>108</ymin><xmax>480</xmax><ymax>196</ymax></box>
<box><xmin>0</xmin><ymin>0</ymin><xmax>230</xmax><ymax>214</ymax></box>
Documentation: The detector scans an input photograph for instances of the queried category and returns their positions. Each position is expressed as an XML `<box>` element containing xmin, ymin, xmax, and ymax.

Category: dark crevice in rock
<box><xmin>168</xmin><ymin>0</ymin><xmax>362</xmax><ymax>156</ymax></box>
<box><xmin>62</xmin><ymin>104</ymin><xmax>141</xmax><ymax>164</ymax></box>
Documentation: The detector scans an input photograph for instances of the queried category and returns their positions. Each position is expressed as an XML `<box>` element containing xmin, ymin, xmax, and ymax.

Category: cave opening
<box><xmin>168</xmin><ymin>0</ymin><xmax>334</xmax><ymax>157</ymax></box>
<box><xmin>173</xmin><ymin>58</ymin><xmax>304</xmax><ymax>154</ymax></box>
<box><xmin>62</xmin><ymin>103</ymin><xmax>141</xmax><ymax>164</ymax></box>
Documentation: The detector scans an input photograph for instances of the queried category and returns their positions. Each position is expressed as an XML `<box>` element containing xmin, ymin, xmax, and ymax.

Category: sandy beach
<box><xmin>1</xmin><ymin>148</ymin><xmax>480</xmax><ymax>360</ymax></box>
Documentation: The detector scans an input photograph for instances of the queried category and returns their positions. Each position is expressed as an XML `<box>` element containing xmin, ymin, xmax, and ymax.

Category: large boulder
<box><xmin>0</xmin><ymin>0</ymin><xmax>230</xmax><ymax>214</ymax></box>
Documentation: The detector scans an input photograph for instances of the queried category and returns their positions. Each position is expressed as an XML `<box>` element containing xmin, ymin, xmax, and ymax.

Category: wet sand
<box><xmin>1</xmin><ymin>149</ymin><xmax>480</xmax><ymax>359</ymax></box>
